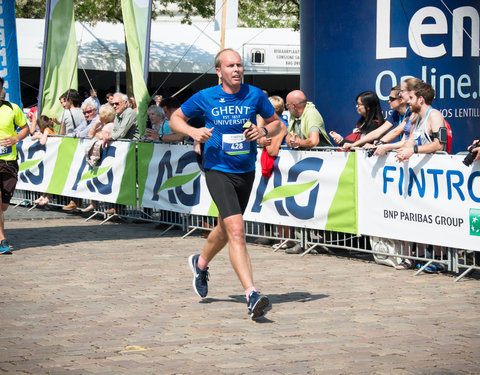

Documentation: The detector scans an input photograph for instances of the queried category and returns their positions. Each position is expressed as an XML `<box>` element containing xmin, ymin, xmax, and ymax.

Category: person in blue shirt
<box><xmin>340</xmin><ymin>85</ymin><xmax>411</xmax><ymax>150</ymax></box>
<box><xmin>170</xmin><ymin>48</ymin><xmax>281</xmax><ymax>320</ymax></box>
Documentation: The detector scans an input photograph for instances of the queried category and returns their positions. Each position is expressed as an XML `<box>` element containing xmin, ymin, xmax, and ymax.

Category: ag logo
<box><xmin>470</xmin><ymin>208</ymin><xmax>480</xmax><ymax>236</ymax></box>
<box><xmin>152</xmin><ymin>150</ymin><xmax>201</xmax><ymax>206</ymax></box>
<box><xmin>17</xmin><ymin>140</ymin><xmax>46</xmax><ymax>185</ymax></box>
<box><xmin>251</xmin><ymin>157</ymin><xmax>323</xmax><ymax>220</ymax></box>
<box><xmin>72</xmin><ymin>146</ymin><xmax>116</xmax><ymax>195</ymax></box>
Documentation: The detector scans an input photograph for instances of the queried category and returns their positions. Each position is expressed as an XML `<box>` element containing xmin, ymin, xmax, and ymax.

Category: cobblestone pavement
<box><xmin>1</xmin><ymin>207</ymin><xmax>479</xmax><ymax>374</ymax></box>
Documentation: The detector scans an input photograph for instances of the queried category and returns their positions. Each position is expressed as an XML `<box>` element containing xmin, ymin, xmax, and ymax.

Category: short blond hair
<box><xmin>99</xmin><ymin>104</ymin><xmax>115</xmax><ymax>123</ymax></box>
<box><xmin>404</xmin><ymin>77</ymin><xmax>422</xmax><ymax>91</ymax></box>
<box><xmin>268</xmin><ymin>96</ymin><xmax>284</xmax><ymax>116</ymax></box>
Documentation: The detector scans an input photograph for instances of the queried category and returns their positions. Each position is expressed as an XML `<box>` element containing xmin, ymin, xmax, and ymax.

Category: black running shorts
<box><xmin>204</xmin><ymin>169</ymin><xmax>255</xmax><ymax>219</ymax></box>
<box><xmin>0</xmin><ymin>160</ymin><xmax>19</xmax><ymax>205</ymax></box>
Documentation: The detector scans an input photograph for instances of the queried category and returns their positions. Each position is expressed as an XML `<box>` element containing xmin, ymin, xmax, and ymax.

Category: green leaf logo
<box><xmin>470</xmin><ymin>208</ymin><xmax>480</xmax><ymax>237</ymax></box>
<box><xmin>79</xmin><ymin>165</ymin><xmax>112</xmax><ymax>183</ymax></box>
<box><xmin>19</xmin><ymin>159</ymin><xmax>42</xmax><ymax>172</ymax></box>
<box><xmin>158</xmin><ymin>171</ymin><xmax>201</xmax><ymax>192</ymax></box>
<box><xmin>260</xmin><ymin>180</ymin><xmax>318</xmax><ymax>205</ymax></box>
<box><xmin>207</xmin><ymin>200</ymin><xmax>219</xmax><ymax>217</ymax></box>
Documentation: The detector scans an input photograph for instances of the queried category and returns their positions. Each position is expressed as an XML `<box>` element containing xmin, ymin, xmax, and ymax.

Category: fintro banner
<box><xmin>357</xmin><ymin>151</ymin><xmax>480</xmax><ymax>251</ymax></box>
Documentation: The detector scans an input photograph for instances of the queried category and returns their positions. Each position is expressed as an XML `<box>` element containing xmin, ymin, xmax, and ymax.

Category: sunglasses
<box><xmin>83</xmin><ymin>109</ymin><xmax>94</xmax><ymax>115</ymax></box>
<box><xmin>112</xmin><ymin>102</ymin><xmax>122</xmax><ymax>106</ymax></box>
<box><xmin>388</xmin><ymin>96</ymin><xmax>400</xmax><ymax>102</ymax></box>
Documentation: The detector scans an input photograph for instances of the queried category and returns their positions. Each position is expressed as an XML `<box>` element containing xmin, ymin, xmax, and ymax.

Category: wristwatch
<box><xmin>262</xmin><ymin>127</ymin><xmax>268</xmax><ymax>136</ymax></box>
<box><xmin>414</xmin><ymin>145</ymin><xmax>418</xmax><ymax>153</ymax></box>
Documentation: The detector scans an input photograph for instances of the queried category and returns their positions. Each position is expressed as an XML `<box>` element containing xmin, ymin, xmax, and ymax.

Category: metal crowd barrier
<box><xmin>10</xmin><ymin>143</ymin><xmax>479</xmax><ymax>282</ymax></box>
<box><xmin>183</xmin><ymin>216</ymin><xmax>478</xmax><ymax>282</ymax></box>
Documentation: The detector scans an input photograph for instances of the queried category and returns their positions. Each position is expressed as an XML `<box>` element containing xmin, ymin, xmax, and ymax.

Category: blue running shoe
<box><xmin>188</xmin><ymin>254</ymin><xmax>209</xmax><ymax>298</ymax></box>
<box><xmin>0</xmin><ymin>239</ymin><xmax>12</xmax><ymax>255</ymax></box>
<box><xmin>247</xmin><ymin>291</ymin><xmax>270</xmax><ymax>320</ymax></box>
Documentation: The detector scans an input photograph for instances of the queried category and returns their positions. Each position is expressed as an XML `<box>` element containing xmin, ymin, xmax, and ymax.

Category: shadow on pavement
<box><xmin>5</xmin><ymin>224</ymin><xmax>182</xmax><ymax>251</ymax></box>
<box><xmin>199</xmin><ymin>292</ymin><xmax>328</xmax><ymax>324</ymax></box>
<box><xmin>200</xmin><ymin>291</ymin><xmax>329</xmax><ymax>305</ymax></box>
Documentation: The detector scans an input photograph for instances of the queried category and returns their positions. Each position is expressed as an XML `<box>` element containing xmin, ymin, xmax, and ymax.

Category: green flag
<box><xmin>40</xmin><ymin>0</ymin><xmax>77</xmax><ymax>118</ymax></box>
<box><xmin>121</xmin><ymin>0</ymin><xmax>152</xmax><ymax>137</ymax></box>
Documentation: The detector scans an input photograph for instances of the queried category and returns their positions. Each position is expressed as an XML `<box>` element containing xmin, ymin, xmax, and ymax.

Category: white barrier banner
<box><xmin>138</xmin><ymin>143</ymin><xmax>213</xmax><ymax>215</ymax></box>
<box><xmin>245</xmin><ymin>149</ymin><xmax>356</xmax><ymax>232</ymax></box>
<box><xmin>357</xmin><ymin>152</ymin><xmax>480</xmax><ymax>251</ymax></box>
<box><xmin>138</xmin><ymin>143</ymin><xmax>358</xmax><ymax>233</ymax></box>
<box><xmin>17</xmin><ymin>138</ymin><xmax>137</xmax><ymax>205</ymax></box>
<box><xmin>61</xmin><ymin>139</ymin><xmax>136</xmax><ymax>204</ymax></box>
<box><xmin>17</xmin><ymin>137</ymin><xmax>62</xmax><ymax>193</ymax></box>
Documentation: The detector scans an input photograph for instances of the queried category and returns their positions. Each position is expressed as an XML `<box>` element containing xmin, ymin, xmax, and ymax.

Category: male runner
<box><xmin>0</xmin><ymin>77</ymin><xmax>29</xmax><ymax>254</ymax></box>
<box><xmin>170</xmin><ymin>49</ymin><xmax>281</xmax><ymax>320</ymax></box>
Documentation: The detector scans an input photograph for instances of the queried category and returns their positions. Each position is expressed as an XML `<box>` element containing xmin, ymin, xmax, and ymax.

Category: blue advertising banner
<box><xmin>301</xmin><ymin>0</ymin><xmax>480</xmax><ymax>154</ymax></box>
<box><xmin>1</xmin><ymin>0</ymin><xmax>22</xmax><ymax>106</ymax></box>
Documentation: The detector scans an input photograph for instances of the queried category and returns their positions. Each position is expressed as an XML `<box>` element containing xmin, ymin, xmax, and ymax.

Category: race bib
<box><xmin>0</xmin><ymin>146</ymin><xmax>12</xmax><ymax>156</ymax></box>
<box><xmin>222</xmin><ymin>133</ymin><xmax>249</xmax><ymax>155</ymax></box>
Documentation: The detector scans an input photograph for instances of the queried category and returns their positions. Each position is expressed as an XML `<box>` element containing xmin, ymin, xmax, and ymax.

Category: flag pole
<box><xmin>218</xmin><ymin>0</ymin><xmax>227</xmax><ymax>84</ymax></box>
<box><xmin>143</xmin><ymin>0</ymin><xmax>153</xmax><ymax>84</ymax></box>
<box><xmin>37</xmin><ymin>0</ymin><xmax>52</xmax><ymax>114</ymax></box>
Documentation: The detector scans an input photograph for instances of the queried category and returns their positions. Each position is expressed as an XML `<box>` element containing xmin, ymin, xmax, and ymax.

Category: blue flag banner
<box><xmin>1</xmin><ymin>1</ymin><xmax>22</xmax><ymax>106</ymax></box>
<box><xmin>301</xmin><ymin>0</ymin><xmax>480</xmax><ymax>154</ymax></box>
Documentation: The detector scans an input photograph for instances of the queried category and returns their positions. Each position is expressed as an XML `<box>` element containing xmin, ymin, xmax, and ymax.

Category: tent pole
<box><xmin>218</xmin><ymin>0</ymin><xmax>227</xmax><ymax>84</ymax></box>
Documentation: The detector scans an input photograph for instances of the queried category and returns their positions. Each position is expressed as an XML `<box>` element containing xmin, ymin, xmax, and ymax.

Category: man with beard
<box><xmin>396</xmin><ymin>82</ymin><xmax>446</xmax><ymax>162</ymax></box>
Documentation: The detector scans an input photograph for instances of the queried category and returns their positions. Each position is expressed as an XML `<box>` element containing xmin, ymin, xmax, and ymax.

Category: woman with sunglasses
<box><xmin>370</xmin><ymin>78</ymin><xmax>421</xmax><ymax>156</ymax></box>
<box><xmin>338</xmin><ymin>85</ymin><xmax>411</xmax><ymax>150</ymax></box>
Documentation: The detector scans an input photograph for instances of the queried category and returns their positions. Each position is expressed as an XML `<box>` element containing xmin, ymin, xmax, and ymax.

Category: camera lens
<box><xmin>463</xmin><ymin>151</ymin><xmax>477</xmax><ymax>166</ymax></box>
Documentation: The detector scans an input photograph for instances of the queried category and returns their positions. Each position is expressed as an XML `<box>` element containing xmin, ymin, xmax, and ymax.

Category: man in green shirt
<box><xmin>285</xmin><ymin>90</ymin><xmax>331</xmax><ymax>149</ymax></box>
<box><xmin>284</xmin><ymin>90</ymin><xmax>332</xmax><ymax>254</ymax></box>
<box><xmin>0</xmin><ymin>77</ymin><xmax>29</xmax><ymax>254</ymax></box>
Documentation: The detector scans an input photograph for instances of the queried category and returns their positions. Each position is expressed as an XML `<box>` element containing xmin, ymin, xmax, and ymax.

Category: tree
<box><xmin>15</xmin><ymin>0</ymin><xmax>300</xmax><ymax>30</ymax></box>
<box><xmin>15</xmin><ymin>0</ymin><xmax>299</xmax><ymax>96</ymax></box>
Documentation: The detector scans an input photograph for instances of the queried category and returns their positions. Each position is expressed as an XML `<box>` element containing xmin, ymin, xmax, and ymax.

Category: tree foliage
<box><xmin>15</xmin><ymin>0</ymin><xmax>300</xmax><ymax>30</ymax></box>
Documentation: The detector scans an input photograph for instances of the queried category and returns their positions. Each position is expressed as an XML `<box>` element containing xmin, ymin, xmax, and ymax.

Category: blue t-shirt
<box><xmin>181</xmin><ymin>84</ymin><xmax>275</xmax><ymax>173</ymax></box>
<box><xmin>157</xmin><ymin>120</ymin><xmax>171</xmax><ymax>136</ymax></box>
<box><xmin>280</xmin><ymin>116</ymin><xmax>289</xmax><ymax>146</ymax></box>
<box><xmin>386</xmin><ymin>107</ymin><xmax>411</xmax><ymax>143</ymax></box>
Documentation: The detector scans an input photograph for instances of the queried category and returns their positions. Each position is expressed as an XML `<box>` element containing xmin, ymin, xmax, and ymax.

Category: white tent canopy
<box><xmin>17</xmin><ymin>17</ymin><xmax>300</xmax><ymax>75</ymax></box>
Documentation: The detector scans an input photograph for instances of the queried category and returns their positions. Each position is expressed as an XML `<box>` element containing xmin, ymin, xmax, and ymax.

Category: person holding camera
<box><xmin>395</xmin><ymin>82</ymin><xmax>447</xmax><ymax>162</ymax></box>
<box><xmin>465</xmin><ymin>139</ymin><xmax>480</xmax><ymax>165</ymax></box>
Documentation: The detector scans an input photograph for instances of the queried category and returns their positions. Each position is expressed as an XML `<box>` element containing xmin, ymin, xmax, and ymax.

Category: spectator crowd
<box><xmin>3</xmin><ymin>50</ymin><xmax>477</xmax><ymax>269</ymax></box>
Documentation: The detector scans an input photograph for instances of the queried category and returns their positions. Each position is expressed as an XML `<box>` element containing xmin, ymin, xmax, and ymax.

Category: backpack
<box><xmin>444</xmin><ymin>120</ymin><xmax>452</xmax><ymax>154</ymax></box>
